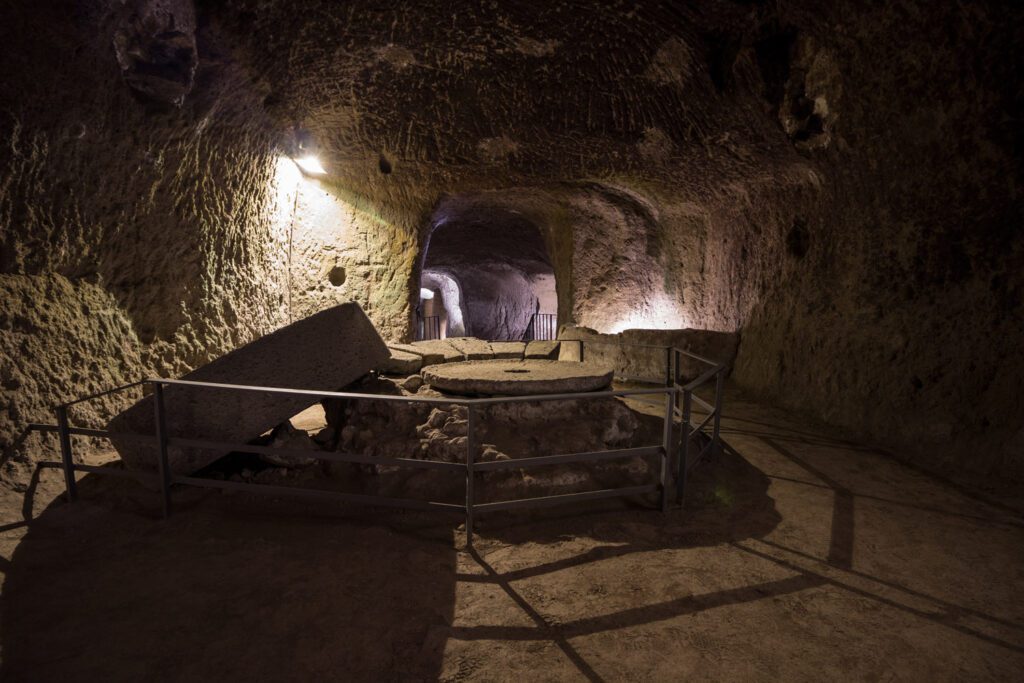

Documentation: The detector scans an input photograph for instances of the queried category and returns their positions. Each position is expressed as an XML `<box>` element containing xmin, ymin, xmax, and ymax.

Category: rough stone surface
<box><xmin>560</xmin><ymin>325</ymin><xmax>740</xmax><ymax>383</ymax></box>
<box><xmin>444</xmin><ymin>337</ymin><xmax>493</xmax><ymax>361</ymax></box>
<box><xmin>409</xmin><ymin>340</ymin><xmax>464</xmax><ymax>364</ymax></box>
<box><xmin>1</xmin><ymin>1</ymin><xmax>1021</xmax><ymax>481</ymax></box>
<box><xmin>525</xmin><ymin>340</ymin><xmax>560</xmax><ymax>360</ymax></box>
<box><xmin>422</xmin><ymin>360</ymin><xmax>613</xmax><ymax>396</ymax></box>
<box><xmin>399</xmin><ymin>375</ymin><xmax>424</xmax><ymax>393</ymax></box>
<box><xmin>113</xmin><ymin>0</ymin><xmax>198</xmax><ymax>107</ymax></box>
<box><xmin>108</xmin><ymin>303</ymin><xmax>388</xmax><ymax>475</ymax></box>
<box><xmin>489</xmin><ymin>341</ymin><xmax>526</xmax><ymax>360</ymax></box>
<box><xmin>324</xmin><ymin>382</ymin><xmax>651</xmax><ymax>504</ymax></box>
<box><xmin>259</xmin><ymin>420</ymin><xmax>320</xmax><ymax>468</ymax></box>
<box><xmin>379</xmin><ymin>348</ymin><xmax>422</xmax><ymax>375</ymax></box>
<box><xmin>557</xmin><ymin>340</ymin><xmax>582</xmax><ymax>363</ymax></box>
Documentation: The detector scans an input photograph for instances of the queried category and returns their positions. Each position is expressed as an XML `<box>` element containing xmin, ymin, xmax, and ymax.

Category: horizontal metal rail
<box><xmin>167</xmin><ymin>436</ymin><xmax>464</xmax><ymax>472</ymax></box>
<box><xmin>59</xmin><ymin>380</ymin><xmax>147</xmax><ymax>409</ymax></box>
<box><xmin>34</xmin><ymin>339</ymin><xmax>726</xmax><ymax>544</ymax></box>
<box><xmin>172</xmin><ymin>475</ymin><xmax>466</xmax><ymax>512</ymax></box>
<box><xmin>151</xmin><ymin>377</ymin><xmax>674</xmax><ymax>406</ymax></box>
<box><xmin>73</xmin><ymin>463</ymin><xmax>156</xmax><ymax>480</ymax></box>
<box><xmin>473</xmin><ymin>445</ymin><xmax>660</xmax><ymax>472</ymax></box>
<box><xmin>613</xmin><ymin>374</ymin><xmax>665</xmax><ymax>385</ymax></box>
<box><xmin>473</xmin><ymin>484</ymin><xmax>659</xmax><ymax>513</ymax></box>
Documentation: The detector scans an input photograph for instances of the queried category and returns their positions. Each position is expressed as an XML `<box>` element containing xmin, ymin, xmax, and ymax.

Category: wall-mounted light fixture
<box><xmin>287</xmin><ymin>127</ymin><xmax>328</xmax><ymax>176</ymax></box>
<box><xmin>419</xmin><ymin>288</ymin><xmax>435</xmax><ymax>300</ymax></box>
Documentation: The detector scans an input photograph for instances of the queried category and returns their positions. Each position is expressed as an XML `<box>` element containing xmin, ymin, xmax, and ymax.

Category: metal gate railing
<box><xmin>565</xmin><ymin>338</ymin><xmax>726</xmax><ymax>507</ymax></box>
<box><xmin>524</xmin><ymin>313</ymin><xmax>557</xmax><ymax>341</ymax></box>
<box><xmin>25</xmin><ymin>343</ymin><xmax>725</xmax><ymax>544</ymax></box>
<box><xmin>417</xmin><ymin>315</ymin><xmax>441</xmax><ymax>340</ymax></box>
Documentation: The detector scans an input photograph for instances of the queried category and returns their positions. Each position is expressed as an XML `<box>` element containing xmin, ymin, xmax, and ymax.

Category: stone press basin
<box><xmin>421</xmin><ymin>359</ymin><xmax>614</xmax><ymax>396</ymax></box>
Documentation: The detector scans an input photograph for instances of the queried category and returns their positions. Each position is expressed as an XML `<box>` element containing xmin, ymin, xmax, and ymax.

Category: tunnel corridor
<box><xmin>420</xmin><ymin>200</ymin><xmax>557</xmax><ymax>341</ymax></box>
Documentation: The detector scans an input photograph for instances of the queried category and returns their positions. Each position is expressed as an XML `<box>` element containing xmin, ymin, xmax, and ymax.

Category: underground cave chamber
<box><xmin>1</xmin><ymin>0</ymin><xmax>1023</xmax><ymax>679</ymax></box>
<box><xmin>418</xmin><ymin>202</ymin><xmax>558</xmax><ymax>341</ymax></box>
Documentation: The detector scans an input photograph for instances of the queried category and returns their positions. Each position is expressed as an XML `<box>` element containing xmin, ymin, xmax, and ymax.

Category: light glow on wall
<box><xmin>606</xmin><ymin>291</ymin><xmax>690</xmax><ymax>333</ymax></box>
<box><xmin>293</xmin><ymin>155</ymin><xmax>327</xmax><ymax>176</ymax></box>
<box><xmin>419</xmin><ymin>288</ymin><xmax>434</xmax><ymax>300</ymax></box>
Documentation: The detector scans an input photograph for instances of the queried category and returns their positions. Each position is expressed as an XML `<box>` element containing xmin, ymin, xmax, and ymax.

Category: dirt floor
<box><xmin>1</xmin><ymin>382</ymin><xmax>1022</xmax><ymax>681</ymax></box>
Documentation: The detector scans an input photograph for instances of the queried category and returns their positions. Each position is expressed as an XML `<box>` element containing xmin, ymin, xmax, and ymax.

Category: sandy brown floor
<box><xmin>1</xmin><ymin>385</ymin><xmax>1022</xmax><ymax>681</ymax></box>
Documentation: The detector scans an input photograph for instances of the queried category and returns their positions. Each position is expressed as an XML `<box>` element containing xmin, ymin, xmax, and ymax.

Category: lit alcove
<box><xmin>418</xmin><ymin>201</ymin><xmax>557</xmax><ymax>340</ymax></box>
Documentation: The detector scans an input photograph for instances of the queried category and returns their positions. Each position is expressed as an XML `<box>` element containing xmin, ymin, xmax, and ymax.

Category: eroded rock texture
<box><xmin>1</xmin><ymin>1</ymin><xmax>1021</xmax><ymax>479</ymax></box>
<box><xmin>323</xmin><ymin>380</ymin><xmax>650</xmax><ymax>505</ymax></box>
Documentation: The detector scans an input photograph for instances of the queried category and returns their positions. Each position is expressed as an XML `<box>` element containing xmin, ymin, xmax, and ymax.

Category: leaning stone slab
<box><xmin>445</xmin><ymin>337</ymin><xmax>494</xmax><ymax>360</ymax></box>
<box><xmin>108</xmin><ymin>302</ymin><xmax>389</xmax><ymax>476</ymax></box>
<box><xmin>490</xmin><ymin>341</ymin><xmax>526</xmax><ymax>359</ymax></box>
<box><xmin>380</xmin><ymin>347</ymin><xmax>423</xmax><ymax>375</ymax></box>
<box><xmin>409</xmin><ymin>340</ymin><xmax>464</xmax><ymax>364</ymax></box>
<box><xmin>525</xmin><ymin>340</ymin><xmax>560</xmax><ymax>359</ymax></box>
<box><xmin>558</xmin><ymin>340</ymin><xmax>583</xmax><ymax>362</ymax></box>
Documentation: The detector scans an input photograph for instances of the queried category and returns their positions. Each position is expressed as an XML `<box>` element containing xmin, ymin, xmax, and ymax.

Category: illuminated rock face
<box><xmin>1</xmin><ymin>1</ymin><xmax>1021</xmax><ymax>479</ymax></box>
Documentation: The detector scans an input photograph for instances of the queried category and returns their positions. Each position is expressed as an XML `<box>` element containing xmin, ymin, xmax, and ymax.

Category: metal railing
<box><xmin>27</xmin><ymin>343</ymin><xmax>725</xmax><ymax>543</ymax></box>
<box><xmin>416</xmin><ymin>314</ymin><xmax>441</xmax><ymax>340</ymax></box>
<box><xmin>524</xmin><ymin>313</ymin><xmax>557</xmax><ymax>341</ymax></box>
<box><xmin>564</xmin><ymin>338</ymin><xmax>726</xmax><ymax>506</ymax></box>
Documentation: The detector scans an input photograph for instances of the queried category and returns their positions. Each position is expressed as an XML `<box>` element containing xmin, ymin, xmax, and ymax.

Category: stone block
<box><xmin>525</xmin><ymin>340</ymin><xmax>560</xmax><ymax>359</ymax></box>
<box><xmin>409</xmin><ymin>340</ymin><xmax>464</xmax><ymax>363</ymax></box>
<box><xmin>108</xmin><ymin>302</ymin><xmax>388</xmax><ymax>476</ymax></box>
<box><xmin>557</xmin><ymin>339</ymin><xmax>583</xmax><ymax>362</ymax></box>
<box><xmin>380</xmin><ymin>347</ymin><xmax>423</xmax><ymax>375</ymax></box>
<box><xmin>445</xmin><ymin>337</ymin><xmax>494</xmax><ymax>360</ymax></box>
<box><xmin>388</xmin><ymin>342</ymin><xmax>438</xmax><ymax>366</ymax></box>
<box><xmin>490</xmin><ymin>341</ymin><xmax>526</xmax><ymax>359</ymax></box>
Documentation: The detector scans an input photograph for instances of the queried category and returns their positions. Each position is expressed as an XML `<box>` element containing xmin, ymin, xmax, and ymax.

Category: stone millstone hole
<box><xmin>504</xmin><ymin>369</ymin><xmax>529</xmax><ymax>374</ymax></box>
<box><xmin>328</xmin><ymin>266</ymin><xmax>347</xmax><ymax>286</ymax></box>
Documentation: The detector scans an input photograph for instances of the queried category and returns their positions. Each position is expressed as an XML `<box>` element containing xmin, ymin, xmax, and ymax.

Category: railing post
<box><xmin>55</xmin><ymin>405</ymin><xmax>78</xmax><ymax>503</ymax></box>
<box><xmin>465</xmin><ymin>404</ymin><xmax>476</xmax><ymax>547</ymax></box>
<box><xmin>712</xmin><ymin>368</ymin><xmax>725</xmax><ymax>456</ymax></box>
<box><xmin>677</xmin><ymin>389</ymin><xmax>692</xmax><ymax>507</ymax></box>
<box><xmin>665</xmin><ymin>346</ymin><xmax>673</xmax><ymax>387</ymax></box>
<box><xmin>660</xmin><ymin>390</ymin><xmax>673</xmax><ymax>512</ymax></box>
<box><xmin>673</xmin><ymin>349</ymin><xmax>681</xmax><ymax>413</ymax></box>
<box><xmin>153</xmin><ymin>382</ymin><xmax>173</xmax><ymax>519</ymax></box>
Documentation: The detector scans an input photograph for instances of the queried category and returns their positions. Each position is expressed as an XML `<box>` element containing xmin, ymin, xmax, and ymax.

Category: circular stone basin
<box><xmin>422</xmin><ymin>359</ymin><xmax>614</xmax><ymax>396</ymax></box>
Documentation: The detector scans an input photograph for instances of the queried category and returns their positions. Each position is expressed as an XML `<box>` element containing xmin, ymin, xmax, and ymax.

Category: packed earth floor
<box><xmin>1</xmin><ymin>383</ymin><xmax>1022</xmax><ymax>681</ymax></box>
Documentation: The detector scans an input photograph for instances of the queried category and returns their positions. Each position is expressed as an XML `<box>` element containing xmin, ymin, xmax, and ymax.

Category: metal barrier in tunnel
<box><xmin>24</xmin><ymin>343</ymin><xmax>726</xmax><ymax>545</ymax></box>
<box><xmin>417</xmin><ymin>314</ymin><xmax>442</xmax><ymax>340</ymax></box>
<box><xmin>524</xmin><ymin>313</ymin><xmax>557</xmax><ymax>341</ymax></box>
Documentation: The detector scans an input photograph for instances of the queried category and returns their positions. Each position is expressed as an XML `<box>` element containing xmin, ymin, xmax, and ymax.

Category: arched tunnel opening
<box><xmin>418</xmin><ymin>203</ymin><xmax>557</xmax><ymax>341</ymax></box>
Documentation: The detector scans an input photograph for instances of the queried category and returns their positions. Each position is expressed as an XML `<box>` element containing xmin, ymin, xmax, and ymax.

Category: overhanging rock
<box><xmin>108</xmin><ymin>303</ymin><xmax>389</xmax><ymax>476</ymax></box>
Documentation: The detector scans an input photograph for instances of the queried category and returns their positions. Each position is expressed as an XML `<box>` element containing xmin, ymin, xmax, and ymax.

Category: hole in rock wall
<box><xmin>786</xmin><ymin>218</ymin><xmax>810</xmax><ymax>259</ymax></box>
<box><xmin>420</xmin><ymin>205</ymin><xmax>557</xmax><ymax>340</ymax></box>
<box><xmin>328</xmin><ymin>265</ymin><xmax>347</xmax><ymax>286</ymax></box>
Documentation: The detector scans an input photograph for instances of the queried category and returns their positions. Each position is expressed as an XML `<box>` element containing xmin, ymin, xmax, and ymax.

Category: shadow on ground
<box><xmin>0</xmin><ymin>470</ymin><xmax>458</xmax><ymax>682</ymax></box>
<box><xmin>0</xmin><ymin>409</ymin><xmax>782</xmax><ymax>682</ymax></box>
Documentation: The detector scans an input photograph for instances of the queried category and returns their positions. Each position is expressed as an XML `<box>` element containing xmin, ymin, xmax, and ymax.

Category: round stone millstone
<box><xmin>421</xmin><ymin>359</ymin><xmax>614</xmax><ymax>396</ymax></box>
